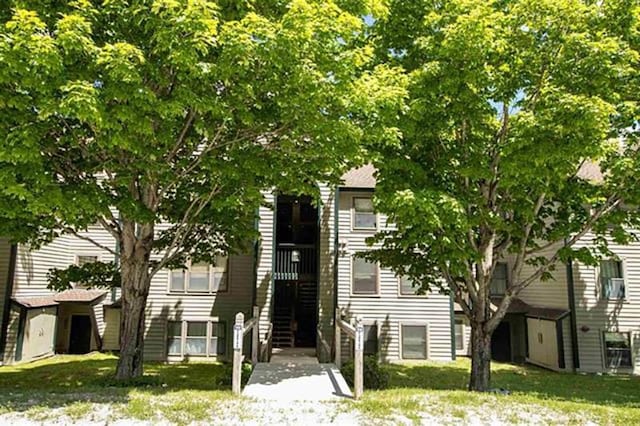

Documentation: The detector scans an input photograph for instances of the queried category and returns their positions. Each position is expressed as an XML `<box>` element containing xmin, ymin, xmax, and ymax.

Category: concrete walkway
<box><xmin>242</xmin><ymin>348</ymin><xmax>353</xmax><ymax>401</ymax></box>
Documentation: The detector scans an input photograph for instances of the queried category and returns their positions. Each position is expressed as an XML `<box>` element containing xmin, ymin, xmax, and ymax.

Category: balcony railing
<box><xmin>274</xmin><ymin>244</ymin><xmax>317</xmax><ymax>280</ymax></box>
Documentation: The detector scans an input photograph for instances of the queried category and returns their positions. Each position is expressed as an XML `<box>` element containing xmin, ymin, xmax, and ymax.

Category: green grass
<box><xmin>0</xmin><ymin>353</ymin><xmax>242</xmax><ymax>425</ymax></box>
<box><xmin>352</xmin><ymin>358</ymin><xmax>640</xmax><ymax>424</ymax></box>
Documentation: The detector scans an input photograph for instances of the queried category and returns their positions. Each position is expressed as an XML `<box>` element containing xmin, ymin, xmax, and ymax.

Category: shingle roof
<box><xmin>340</xmin><ymin>164</ymin><xmax>376</xmax><ymax>188</ymax></box>
<box><xmin>12</xmin><ymin>296</ymin><xmax>58</xmax><ymax>309</ymax></box>
<box><xmin>12</xmin><ymin>289</ymin><xmax>108</xmax><ymax>309</ymax></box>
<box><xmin>54</xmin><ymin>289</ymin><xmax>107</xmax><ymax>303</ymax></box>
<box><xmin>491</xmin><ymin>297</ymin><xmax>570</xmax><ymax>321</ymax></box>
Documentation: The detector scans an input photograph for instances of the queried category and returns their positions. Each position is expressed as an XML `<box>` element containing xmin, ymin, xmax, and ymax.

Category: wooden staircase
<box><xmin>272</xmin><ymin>307</ymin><xmax>294</xmax><ymax>348</ymax></box>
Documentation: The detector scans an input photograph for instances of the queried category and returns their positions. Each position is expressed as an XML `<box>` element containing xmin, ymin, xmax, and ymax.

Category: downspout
<box><xmin>0</xmin><ymin>244</ymin><xmax>17</xmax><ymax>362</ymax></box>
<box><xmin>449</xmin><ymin>293</ymin><xmax>456</xmax><ymax>361</ymax></box>
<box><xmin>251</xmin><ymin>208</ymin><xmax>259</xmax><ymax>308</ymax></box>
<box><xmin>332</xmin><ymin>187</ymin><xmax>340</xmax><ymax>359</ymax></box>
<box><xmin>566</xmin><ymin>255</ymin><xmax>580</xmax><ymax>371</ymax></box>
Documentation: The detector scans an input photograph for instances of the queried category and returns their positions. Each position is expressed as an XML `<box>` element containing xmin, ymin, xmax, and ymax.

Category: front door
<box><xmin>69</xmin><ymin>315</ymin><xmax>92</xmax><ymax>354</ymax></box>
<box><xmin>491</xmin><ymin>322</ymin><xmax>512</xmax><ymax>362</ymax></box>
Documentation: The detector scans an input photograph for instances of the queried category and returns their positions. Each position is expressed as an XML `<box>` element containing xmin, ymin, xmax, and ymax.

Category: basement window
<box><xmin>604</xmin><ymin>332</ymin><xmax>632</xmax><ymax>369</ymax></box>
<box><xmin>401</xmin><ymin>324</ymin><xmax>428</xmax><ymax>359</ymax></box>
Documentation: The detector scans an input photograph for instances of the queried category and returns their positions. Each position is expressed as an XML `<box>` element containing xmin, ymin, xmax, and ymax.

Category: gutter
<box><xmin>0</xmin><ymin>244</ymin><xmax>17</xmax><ymax>363</ymax></box>
<box><xmin>566</xmin><ymin>255</ymin><xmax>580</xmax><ymax>371</ymax></box>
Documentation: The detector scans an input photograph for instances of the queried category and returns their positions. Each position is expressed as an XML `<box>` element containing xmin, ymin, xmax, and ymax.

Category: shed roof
<box><xmin>12</xmin><ymin>296</ymin><xmax>58</xmax><ymax>309</ymax></box>
<box><xmin>490</xmin><ymin>297</ymin><xmax>570</xmax><ymax>321</ymax></box>
<box><xmin>54</xmin><ymin>289</ymin><xmax>107</xmax><ymax>304</ymax></box>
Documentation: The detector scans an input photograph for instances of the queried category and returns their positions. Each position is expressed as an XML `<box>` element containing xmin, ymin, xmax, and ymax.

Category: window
<box><xmin>455</xmin><ymin>319</ymin><xmax>465</xmax><ymax>351</ymax></box>
<box><xmin>604</xmin><ymin>332</ymin><xmax>632</xmax><ymax>368</ymax></box>
<box><xmin>167</xmin><ymin>320</ymin><xmax>226</xmax><ymax>358</ymax></box>
<box><xmin>363</xmin><ymin>324</ymin><xmax>378</xmax><ymax>356</ymax></box>
<box><xmin>169</xmin><ymin>257</ymin><xmax>228</xmax><ymax>293</ymax></box>
<box><xmin>210</xmin><ymin>322</ymin><xmax>226</xmax><ymax>356</ymax></box>
<box><xmin>77</xmin><ymin>255</ymin><xmax>98</xmax><ymax>266</ymax></box>
<box><xmin>352</xmin><ymin>257</ymin><xmax>377</xmax><ymax>294</ymax></box>
<box><xmin>401</xmin><ymin>324</ymin><xmax>428</xmax><ymax>359</ymax></box>
<box><xmin>600</xmin><ymin>260</ymin><xmax>625</xmax><ymax>300</ymax></box>
<box><xmin>490</xmin><ymin>263</ymin><xmax>508</xmax><ymax>296</ymax></box>
<box><xmin>167</xmin><ymin>321</ymin><xmax>182</xmax><ymax>355</ymax></box>
<box><xmin>185</xmin><ymin>322</ymin><xmax>207</xmax><ymax>355</ymax></box>
<box><xmin>400</xmin><ymin>275</ymin><xmax>423</xmax><ymax>296</ymax></box>
<box><xmin>353</xmin><ymin>197</ymin><xmax>376</xmax><ymax>229</ymax></box>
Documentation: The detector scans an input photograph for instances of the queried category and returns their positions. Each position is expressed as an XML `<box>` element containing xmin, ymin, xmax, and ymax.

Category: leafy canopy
<box><xmin>367</xmin><ymin>0</ymin><xmax>640</xmax><ymax>308</ymax></box>
<box><xmin>0</xmin><ymin>0</ymin><xmax>406</xmax><ymax>288</ymax></box>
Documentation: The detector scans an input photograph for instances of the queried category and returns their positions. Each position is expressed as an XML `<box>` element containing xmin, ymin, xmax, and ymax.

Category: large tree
<box><xmin>367</xmin><ymin>0</ymin><xmax>640</xmax><ymax>391</ymax></box>
<box><xmin>0</xmin><ymin>0</ymin><xmax>405</xmax><ymax>379</ymax></box>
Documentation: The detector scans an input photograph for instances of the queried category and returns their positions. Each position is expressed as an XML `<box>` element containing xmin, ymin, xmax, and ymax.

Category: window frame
<box><xmin>489</xmin><ymin>262</ymin><xmax>509</xmax><ymax>297</ymax></box>
<box><xmin>400</xmin><ymin>323</ymin><xmax>429</xmax><ymax>360</ymax></box>
<box><xmin>598</xmin><ymin>258</ymin><xmax>627</xmax><ymax>301</ymax></box>
<box><xmin>166</xmin><ymin>319</ymin><xmax>227</xmax><ymax>359</ymax></box>
<box><xmin>398</xmin><ymin>275</ymin><xmax>428</xmax><ymax>297</ymax></box>
<box><xmin>351</xmin><ymin>255</ymin><xmax>379</xmax><ymax>296</ymax></box>
<box><xmin>351</xmin><ymin>196</ymin><xmax>377</xmax><ymax>231</ymax></box>
<box><xmin>602</xmin><ymin>331</ymin><xmax>633</xmax><ymax>370</ymax></box>
<box><xmin>454</xmin><ymin>318</ymin><xmax>466</xmax><ymax>353</ymax></box>
<box><xmin>168</xmin><ymin>257</ymin><xmax>230</xmax><ymax>295</ymax></box>
<box><xmin>74</xmin><ymin>254</ymin><xmax>102</xmax><ymax>289</ymax></box>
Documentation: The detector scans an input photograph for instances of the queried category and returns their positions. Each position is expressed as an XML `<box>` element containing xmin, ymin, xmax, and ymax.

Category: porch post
<box><xmin>232</xmin><ymin>312</ymin><xmax>244</xmax><ymax>395</ymax></box>
<box><xmin>334</xmin><ymin>308</ymin><xmax>341</xmax><ymax>368</ymax></box>
<box><xmin>354</xmin><ymin>316</ymin><xmax>364</xmax><ymax>400</ymax></box>
<box><xmin>251</xmin><ymin>306</ymin><xmax>259</xmax><ymax>365</ymax></box>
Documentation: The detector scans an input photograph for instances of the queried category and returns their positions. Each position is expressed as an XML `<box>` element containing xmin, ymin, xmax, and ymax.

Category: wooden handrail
<box><xmin>334</xmin><ymin>307</ymin><xmax>364</xmax><ymax>399</ymax></box>
<box><xmin>260</xmin><ymin>323</ymin><xmax>273</xmax><ymax>362</ymax></box>
<box><xmin>232</xmin><ymin>306</ymin><xmax>260</xmax><ymax>395</ymax></box>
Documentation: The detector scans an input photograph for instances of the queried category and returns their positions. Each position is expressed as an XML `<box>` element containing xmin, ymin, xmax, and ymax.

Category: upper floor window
<box><xmin>170</xmin><ymin>256</ymin><xmax>228</xmax><ymax>293</ymax></box>
<box><xmin>603</xmin><ymin>332</ymin><xmax>632</xmax><ymax>369</ymax></box>
<box><xmin>600</xmin><ymin>259</ymin><xmax>625</xmax><ymax>300</ymax></box>
<box><xmin>353</xmin><ymin>197</ymin><xmax>376</xmax><ymax>229</ymax></box>
<box><xmin>490</xmin><ymin>262</ymin><xmax>508</xmax><ymax>296</ymax></box>
<box><xmin>399</xmin><ymin>275</ymin><xmax>425</xmax><ymax>296</ymax></box>
<box><xmin>352</xmin><ymin>256</ymin><xmax>378</xmax><ymax>295</ymax></box>
<box><xmin>75</xmin><ymin>255</ymin><xmax>99</xmax><ymax>289</ymax></box>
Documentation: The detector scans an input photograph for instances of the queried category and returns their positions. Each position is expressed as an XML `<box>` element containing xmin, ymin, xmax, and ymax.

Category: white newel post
<box><xmin>334</xmin><ymin>308</ymin><xmax>342</xmax><ymax>368</ymax></box>
<box><xmin>251</xmin><ymin>306</ymin><xmax>259</xmax><ymax>365</ymax></box>
<box><xmin>232</xmin><ymin>312</ymin><xmax>244</xmax><ymax>395</ymax></box>
<box><xmin>354</xmin><ymin>316</ymin><xmax>364</xmax><ymax>400</ymax></box>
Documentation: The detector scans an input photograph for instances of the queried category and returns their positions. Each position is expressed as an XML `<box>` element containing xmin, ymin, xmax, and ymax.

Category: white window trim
<box><xmin>165</xmin><ymin>318</ymin><xmax>226</xmax><ymax>359</ymax></box>
<box><xmin>596</xmin><ymin>258</ymin><xmax>629</xmax><ymax>302</ymax></box>
<box><xmin>167</xmin><ymin>258</ymin><xmax>230</xmax><ymax>295</ymax></box>
<box><xmin>601</xmin><ymin>329</ymin><xmax>634</xmax><ymax>371</ymax></box>
<box><xmin>398</xmin><ymin>275</ymin><xmax>428</xmax><ymax>298</ymax></box>
<box><xmin>350</xmin><ymin>255</ymin><xmax>380</xmax><ymax>297</ymax></box>
<box><xmin>454</xmin><ymin>318</ymin><xmax>468</xmax><ymax>355</ymax></box>
<box><xmin>399</xmin><ymin>322</ymin><xmax>429</xmax><ymax>360</ymax></box>
<box><xmin>351</xmin><ymin>195</ymin><xmax>378</xmax><ymax>231</ymax></box>
<box><xmin>75</xmin><ymin>253</ymin><xmax>103</xmax><ymax>265</ymax></box>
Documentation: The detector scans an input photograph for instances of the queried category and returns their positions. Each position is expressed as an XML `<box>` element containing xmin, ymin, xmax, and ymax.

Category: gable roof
<box><xmin>340</xmin><ymin>164</ymin><xmax>376</xmax><ymax>189</ymax></box>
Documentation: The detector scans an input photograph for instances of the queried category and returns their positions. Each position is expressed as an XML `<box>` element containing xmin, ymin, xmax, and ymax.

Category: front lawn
<box><xmin>0</xmin><ymin>353</ymin><xmax>242</xmax><ymax>425</ymax></box>
<box><xmin>352</xmin><ymin>358</ymin><xmax>640</xmax><ymax>424</ymax></box>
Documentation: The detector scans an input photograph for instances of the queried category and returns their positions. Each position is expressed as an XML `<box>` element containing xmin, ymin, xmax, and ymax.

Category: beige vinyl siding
<box><xmin>316</xmin><ymin>184</ymin><xmax>336</xmax><ymax>362</ymax></box>
<box><xmin>143</xmin><ymin>253</ymin><xmax>254</xmax><ymax>361</ymax></box>
<box><xmin>337</xmin><ymin>191</ymin><xmax>452</xmax><ymax>361</ymax></box>
<box><xmin>517</xmin><ymin>241</ymin><xmax>569</xmax><ymax>310</ymax></box>
<box><xmin>102</xmin><ymin>307</ymin><xmax>120</xmax><ymax>351</ymax></box>
<box><xmin>3</xmin><ymin>306</ymin><xmax>21</xmax><ymax>364</ymax></box>
<box><xmin>13</xmin><ymin>239</ymin><xmax>72</xmax><ymax>298</ymax></box>
<box><xmin>256</xmin><ymin>192</ymin><xmax>275</xmax><ymax>340</ymax></box>
<box><xmin>21</xmin><ymin>307</ymin><xmax>57</xmax><ymax>362</ymax></box>
<box><xmin>0</xmin><ymin>239</ymin><xmax>11</xmax><ymax>339</ymax></box>
<box><xmin>571</xmin><ymin>232</ymin><xmax>640</xmax><ymax>374</ymax></box>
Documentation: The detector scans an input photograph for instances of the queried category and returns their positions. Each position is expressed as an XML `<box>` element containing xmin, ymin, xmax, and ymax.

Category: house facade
<box><xmin>0</xmin><ymin>166</ymin><xmax>454</xmax><ymax>366</ymax></box>
<box><xmin>0</xmin><ymin>165</ymin><xmax>638</xmax><ymax>376</ymax></box>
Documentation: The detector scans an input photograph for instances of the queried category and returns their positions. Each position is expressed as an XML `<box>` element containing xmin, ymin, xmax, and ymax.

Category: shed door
<box><xmin>69</xmin><ymin>315</ymin><xmax>92</xmax><ymax>354</ymax></box>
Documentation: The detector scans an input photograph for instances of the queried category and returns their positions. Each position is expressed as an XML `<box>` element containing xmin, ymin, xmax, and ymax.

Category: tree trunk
<box><xmin>115</xmin><ymin>224</ymin><xmax>154</xmax><ymax>380</ymax></box>
<box><xmin>469</xmin><ymin>323</ymin><xmax>492</xmax><ymax>392</ymax></box>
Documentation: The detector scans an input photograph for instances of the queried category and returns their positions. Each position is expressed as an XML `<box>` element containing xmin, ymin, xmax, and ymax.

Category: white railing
<box><xmin>334</xmin><ymin>308</ymin><xmax>364</xmax><ymax>399</ymax></box>
<box><xmin>232</xmin><ymin>306</ymin><xmax>262</xmax><ymax>395</ymax></box>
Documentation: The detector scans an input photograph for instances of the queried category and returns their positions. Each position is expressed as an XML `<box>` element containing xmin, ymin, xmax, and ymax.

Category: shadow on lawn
<box><xmin>0</xmin><ymin>354</ymin><xmax>241</xmax><ymax>414</ymax></box>
<box><xmin>384</xmin><ymin>360</ymin><xmax>640</xmax><ymax>409</ymax></box>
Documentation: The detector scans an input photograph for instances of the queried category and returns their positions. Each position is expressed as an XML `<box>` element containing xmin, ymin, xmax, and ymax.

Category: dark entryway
<box><xmin>491</xmin><ymin>322</ymin><xmax>512</xmax><ymax>362</ymax></box>
<box><xmin>69</xmin><ymin>315</ymin><xmax>92</xmax><ymax>354</ymax></box>
<box><xmin>272</xmin><ymin>195</ymin><xmax>319</xmax><ymax>348</ymax></box>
